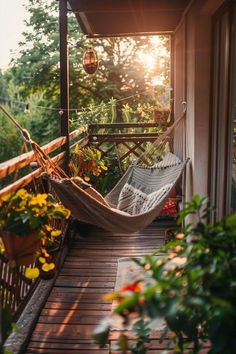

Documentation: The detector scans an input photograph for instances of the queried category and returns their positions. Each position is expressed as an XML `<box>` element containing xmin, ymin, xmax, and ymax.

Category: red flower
<box><xmin>120</xmin><ymin>280</ymin><xmax>142</xmax><ymax>293</ymax></box>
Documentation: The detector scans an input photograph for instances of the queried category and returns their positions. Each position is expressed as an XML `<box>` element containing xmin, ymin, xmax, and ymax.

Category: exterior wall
<box><xmin>174</xmin><ymin>0</ymin><xmax>225</xmax><ymax>201</ymax></box>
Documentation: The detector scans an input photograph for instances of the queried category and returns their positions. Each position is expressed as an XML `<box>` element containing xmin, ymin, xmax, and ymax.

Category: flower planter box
<box><xmin>1</xmin><ymin>232</ymin><xmax>41</xmax><ymax>266</ymax></box>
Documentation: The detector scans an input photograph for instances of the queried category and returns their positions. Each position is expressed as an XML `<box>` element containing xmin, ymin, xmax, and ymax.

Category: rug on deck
<box><xmin>111</xmin><ymin>257</ymin><xmax>165</xmax><ymax>331</ymax></box>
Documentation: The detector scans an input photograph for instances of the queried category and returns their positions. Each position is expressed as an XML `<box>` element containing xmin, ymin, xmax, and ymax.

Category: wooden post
<box><xmin>59</xmin><ymin>0</ymin><xmax>70</xmax><ymax>172</ymax></box>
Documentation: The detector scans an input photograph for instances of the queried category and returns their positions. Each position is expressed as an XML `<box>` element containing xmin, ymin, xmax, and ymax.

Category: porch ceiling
<box><xmin>68</xmin><ymin>0</ymin><xmax>191</xmax><ymax>37</ymax></box>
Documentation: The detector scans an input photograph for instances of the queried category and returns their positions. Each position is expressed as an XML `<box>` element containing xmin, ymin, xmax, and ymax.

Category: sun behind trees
<box><xmin>0</xmin><ymin>0</ymin><xmax>170</xmax><ymax>164</ymax></box>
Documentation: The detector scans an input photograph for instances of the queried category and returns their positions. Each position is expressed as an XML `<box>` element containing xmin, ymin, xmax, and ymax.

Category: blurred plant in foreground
<box><xmin>94</xmin><ymin>195</ymin><xmax>236</xmax><ymax>353</ymax></box>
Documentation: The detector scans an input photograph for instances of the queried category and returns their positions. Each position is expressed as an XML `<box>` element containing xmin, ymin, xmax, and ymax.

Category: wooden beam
<box><xmin>88</xmin><ymin>122</ymin><xmax>168</xmax><ymax>130</ymax></box>
<box><xmin>89</xmin><ymin>137</ymin><xmax>159</xmax><ymax>143</ymax></box>
<box><xmin>59</xmin><ymin>0</ymin><xmax>70</xmax><ymax>170</ymax></box>
<box><xmin>69</xmin><ymin>0</ymin><xmax>190</xmax><ymax>13</ymax></box>
<box><xmin>90</xmin><ymin>132</ymin><xmax>161</xmax><ymax>139</ymax></box>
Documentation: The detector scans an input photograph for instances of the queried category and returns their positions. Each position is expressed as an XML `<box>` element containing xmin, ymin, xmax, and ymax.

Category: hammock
<box><xmin>0</xmin><ymin>105</ymin><xmax>188</xmax><ymax>234</ymax></box>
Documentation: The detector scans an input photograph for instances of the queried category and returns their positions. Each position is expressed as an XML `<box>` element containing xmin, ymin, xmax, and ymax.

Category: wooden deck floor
<box><xmin>25</xmin><ymin>222</ymin><xmax>210</xmax><ymax>354</ymax></box>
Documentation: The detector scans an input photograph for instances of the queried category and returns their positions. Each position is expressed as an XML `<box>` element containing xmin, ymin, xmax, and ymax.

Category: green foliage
<box><xmin>0</xmin><ymin>0</ymin><xmax>171</xmax><ymax>191</ymax></box>
<box><xmin>0</xmin><ymin>305</ymin><xmax>19</xmax><ymax>354</ymax></box>
<box><xmin>69</xmin><ymin>144</ymin><xmax>108</xmax><ymax>181</ymax></box>
<box><xmin>69</xmin><ymin>144</ymin><xmax>122</xmax><ymax>195</ymax></box>
<box><xmin>93</xmin><ymin>163</ymin><xmax>122</xmax><ymax>196</ymax></box>
<box><xmin>0</xmin><ymin>107</ymin><xmax>25</xmax><ymax>163</ymax></box>
<box><xmin>130</xmin><ymin>320</ymin><xmax>151</xmax><ymax>354</ymax></box>
<box><xmin>0</xmin><ymin>307</ymin><xmax>13</xmax><ymax>346</ymax></box>
<box><xmin>94</xmin><ymin>195</ymin><xmax>236</xmax><ymax>353</ymax></box>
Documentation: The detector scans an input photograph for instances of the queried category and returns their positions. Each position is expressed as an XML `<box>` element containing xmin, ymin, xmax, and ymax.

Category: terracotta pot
<box><xmin>1</xmin><ymin>231</ymin><xmax>41</xmax><ymax>266</ymax></box>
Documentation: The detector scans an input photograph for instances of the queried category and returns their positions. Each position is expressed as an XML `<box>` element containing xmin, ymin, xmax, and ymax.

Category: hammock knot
<box><xmin>21</xmin><ymin>128</ymin><xmax>32</xmax><ymax>143</ymax></box>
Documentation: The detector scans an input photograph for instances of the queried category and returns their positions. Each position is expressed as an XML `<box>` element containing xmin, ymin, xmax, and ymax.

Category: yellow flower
<box><xmin>42</xmin><ymin>263</ymin><xmax>55</xmax><ymax>272</ymax></box>
<box><xmin>100</xmin><ymin>162</ymin><xmax>108</xmax><ymax>171</ymax></box>
<box><xmin>39</xmin><ymin>257</ymin><xmax>46</xmax><ymax>264</ymax></box>
<box><xmin>29</xmin><ymin>194</ymin><xmax>48</xmax><ymax>206</ymax></box>
<box><xmin>45</xmin><ymin>225</ymin><xmax>53</xmax><ymax>232</ymax></box>
<box><xmin>25</xmin><ymin>267</ymin><xmax>40</xmax><ymax>279</ymax></box>
<box><xmin>15</xmin><ymin>189</ymin><xmax>29</xmax><ymax>199</ymax></box>
<box><xmin>84</xmin><ymin>176</ymin><xmax>90</xmax><ymax>182</ymax></box>
<box><xmin>100</xmin><ymin>165</ymin><xmax>108</xmax><ymax>171</ymax></box>
<box><xmin>51</xmin><ymin>230</ymin><xmax>62</xmax><ymax>237</ymax></box>
<box><xmin>103</xmin><ymin>293</ymin><xmax>117</xmax><ymax>301</ymax></box>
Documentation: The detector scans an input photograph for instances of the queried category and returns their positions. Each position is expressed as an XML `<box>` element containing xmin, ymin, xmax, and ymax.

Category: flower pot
<box><xmin>1</xmin><ymin>231</ymin><xmax>41</xmax><ymax>266</ymax></box>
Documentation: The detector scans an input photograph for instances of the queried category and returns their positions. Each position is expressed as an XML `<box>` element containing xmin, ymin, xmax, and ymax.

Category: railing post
<box><xmin>59</xmin><ymin>0</ymin><xmax>70</xmax><ymax>172</ymax></box>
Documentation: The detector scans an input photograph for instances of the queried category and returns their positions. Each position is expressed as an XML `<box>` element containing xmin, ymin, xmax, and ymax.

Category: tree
<box><xmin>1</xmin><ymin>0</ymin><xmax>171</xmax><ymax>161</ymax></box>
<box><xmin>10</xmin><ymin>1</ymin><xmax>170</xmax><ymax>115</ymax></box>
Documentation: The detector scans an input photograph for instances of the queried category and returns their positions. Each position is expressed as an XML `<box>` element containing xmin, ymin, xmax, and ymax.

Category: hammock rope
<box><xmin>135</xmin><ymin>106</ymin><xmax>186</xmax><ymax>166</ymax></box>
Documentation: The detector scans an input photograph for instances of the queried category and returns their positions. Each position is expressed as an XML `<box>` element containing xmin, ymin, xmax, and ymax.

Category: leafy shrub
<box><xmin>94</xmin><ymin>195</ymin><xmax>236</xmax><ymax>353</ymax></box>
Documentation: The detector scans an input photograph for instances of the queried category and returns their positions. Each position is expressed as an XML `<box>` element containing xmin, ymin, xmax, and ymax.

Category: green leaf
<box><xmin>225</xmin><ymin>214</ymin><xmax>236</xmax><ymax>228</ymax></box>
<box><xmin>114</xmin><ymin>294</ymin><xmax>139</xmax><ymax>314</ymax></box>
<box><xmin>93</xmin><ymin>317</ymin><xmax>110</xmax><ymax>347</ymax></box>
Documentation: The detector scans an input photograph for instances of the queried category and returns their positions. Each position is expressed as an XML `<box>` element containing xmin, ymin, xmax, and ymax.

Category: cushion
<box><xmin>160</xmin><ymin>198</ymin><xmax>177</xmax><ymax>215</ymax></box>
<box><xmin>117</xmin><ymin>183</ymin><xmax>173</xmax><ymax>215</ymax></box>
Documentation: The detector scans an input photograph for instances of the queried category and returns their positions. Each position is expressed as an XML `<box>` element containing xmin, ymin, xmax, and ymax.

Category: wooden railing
<box><xmin>0</xmin><ymin>121</ymin><xmax>166</xmax><ymax>324</ymax></box>
<box><xmin>0</xmin><ymin>254</ymin><xmax>37</xmax><ymax>319</ymax></box>
<box><xmin>0</xmin><ymin>127</ymin><xmax>87</xmax><ymax>197</ymax></box>
<box><xmin>88</xmin><ymin>122</ymin><xmax>167</xmax><ymax>164</ymax></box>
<box><xmin>0</xmin><ymin>127</ymin><xmax>88</xmax><ymax>323</ymax></box>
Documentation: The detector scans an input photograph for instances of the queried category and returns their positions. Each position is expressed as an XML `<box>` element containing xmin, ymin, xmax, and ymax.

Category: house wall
<box><xmin>174</xmin><ymin>0</ymin><xmax>225</xmax><ymax>201</ymax></box>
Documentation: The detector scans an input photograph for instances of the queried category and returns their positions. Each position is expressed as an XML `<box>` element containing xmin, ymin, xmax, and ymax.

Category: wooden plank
<box><xmin>55</xmin><ymin>279</ymin><xmax>115</xmax><ymax>288</ymax></box>
<box><xmin>88</xmin><ymin>122</ymin><xmax>167</xmax><ymax>129</ymax></box>
<box><xmin>90</xmin><ymin>132</ymin><xmax>160</xmax><ymax>139</ymax></box>
<box><xmin>26</xmin><ymin>350</ymin><xmax>108</xmax><ymax>354</ymax></box>
<box><xmin>44</xmin><ymin>302</ymin><xmax>111</xmax><ymax>310</ymax></box>
<box><xmin>27</xmin><ymin>342</ymin><xmax>108</xmax><ymax>350</ymax></box>
<box><xmin>38</xmin><ymin>315</ymin><xmax>108</xmax><ymax>325</ymax></box>
<box><xmin>33</xmin><ymin>323</ymin><xmax>97</xmax><ymax>337</ymax></box>
<box><xmin>47</xmin><ymin>295</ymin><xmax>111</xmax><ymax>304</ymax></box>
<box><xmin>70</xmin><ymin>244</ymin><xmax>161</xmax><ymax>250</ymax></box>
<box><xmin>51</xmin><ymin>287</ymin><xmax>114</xmax><ymax>294</ymax></box>
<box><xmin>55</xmin><ymin>275</ymin><xmax>116</xmax><ymax>282</ymax></box>
<box><xmin>90</xmin><ymin>136</ymin><xmax>160</xmax><ymax>143</ymax></box>
<box><xmin>60</xmin><ymin>269</ymin><xmax>116</xmax><ymax>275</ymax></box>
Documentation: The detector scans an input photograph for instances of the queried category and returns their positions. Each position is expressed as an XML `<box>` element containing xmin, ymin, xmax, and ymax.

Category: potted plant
<box><xmin>94</xmin><ymin>195</ymin><xmax>236</xmax><ymax>353</ymax></box>
<box><xmin>69</xmin><ymin>144</ymin><xmax>108</xmax><ymax>183</ymax></box>
<box><xmin>0</xmin><ymin>188</ymin><xmax>70</xmax><ymax>267</ymax></box>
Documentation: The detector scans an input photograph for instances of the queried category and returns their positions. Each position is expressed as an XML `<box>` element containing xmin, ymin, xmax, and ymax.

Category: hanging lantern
<box><xmin>82</xmin><ymin>46</ymin><xmax>99</xmax><ymax>76</ymax></box>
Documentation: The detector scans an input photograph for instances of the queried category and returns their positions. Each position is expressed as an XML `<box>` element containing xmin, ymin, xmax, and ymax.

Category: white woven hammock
<box><xmin>44</xmin><ymin>113</ymin><xmax>188</xmax><ymax>233</ymax></box>
<box><xmin>0</xmin><ymin>104</ymin><xmax>188</xmax><ymax>233</ymax></box>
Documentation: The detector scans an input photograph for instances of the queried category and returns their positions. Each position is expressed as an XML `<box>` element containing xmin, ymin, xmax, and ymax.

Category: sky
<box><xmin>0</xmin><ymin>0</ymin><xmax>28</xmax><ymax>70</ymax></box>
